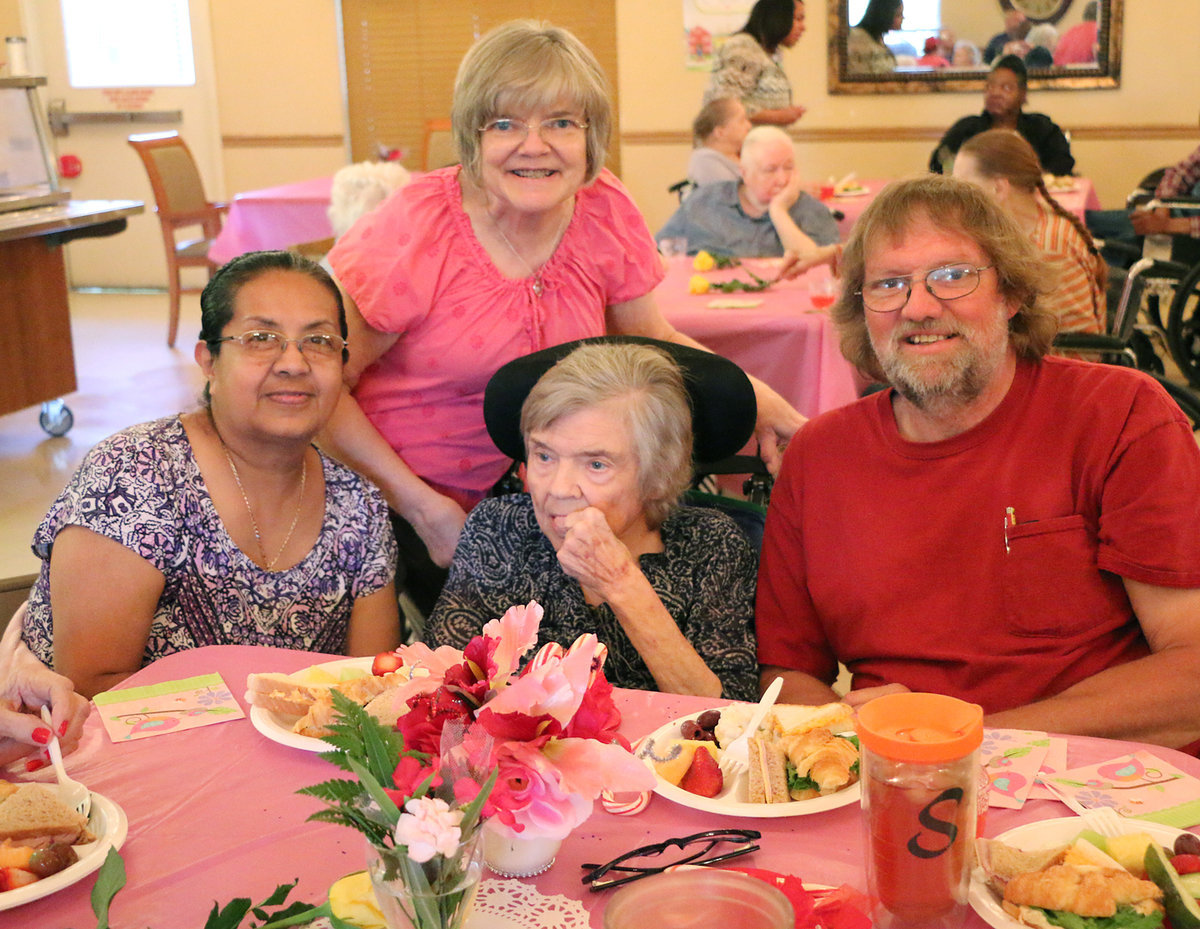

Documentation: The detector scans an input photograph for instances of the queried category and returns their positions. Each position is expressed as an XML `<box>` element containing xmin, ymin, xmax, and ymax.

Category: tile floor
<box><xmin>0</xmin><ymin>292</ymin><xmax>204</xmax><ymax>580</ymax></box>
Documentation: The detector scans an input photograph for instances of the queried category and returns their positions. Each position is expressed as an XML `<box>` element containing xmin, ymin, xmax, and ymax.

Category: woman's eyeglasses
<box><xmin>580</xmin><ymin>829</ymin><xmax>761</xmax><ymax>891</ymax></box>
<box><xmin>478</xmin><ymin>117</ymin><xmax>589</xmax><ymax>145</ymax></box>
<box><xmin>858</xmin><ymin>262</ymin><xmax>994</xmax><ymax>313</ymax></box>
<box><xmin>211</xmin><ymin>330</ymin><xmax>347</xmax><ymax>360</ymax></box>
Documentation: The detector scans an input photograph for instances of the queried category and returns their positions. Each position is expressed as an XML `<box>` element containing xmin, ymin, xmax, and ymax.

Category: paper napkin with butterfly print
<box><xmin>980</xmin><ymin>728</ymin><xmax>1052</xmax><ymax>809</ymax></box>
<box><xmin>93</xmin><ymin>673</ymin><xmax>245</xmax><ymax>742</ymax></box>
<box><xmin>1042</xmin><ymin>750</ymin><xmax>1200</xmax><ymax>828</ymax></box>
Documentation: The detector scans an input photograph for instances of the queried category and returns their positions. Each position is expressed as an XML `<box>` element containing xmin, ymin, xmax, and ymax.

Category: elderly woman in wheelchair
<box><xmin>423</xmin><ymin>340</ymin><xmax>760</xmax><ymax>701</ymax></box>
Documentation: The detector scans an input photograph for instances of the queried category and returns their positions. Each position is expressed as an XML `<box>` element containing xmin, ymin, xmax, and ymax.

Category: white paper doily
<box><xmin>468</xmin><ymin>879</ymin><xmax>592</xmax><ymax>928</ymax></box>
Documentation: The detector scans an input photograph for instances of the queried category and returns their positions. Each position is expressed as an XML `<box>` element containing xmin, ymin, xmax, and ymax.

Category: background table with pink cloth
<box><xmin>208</xmin><ymin>176</ymin><xmax>335</xmax><ymax>265</ymax></box>
<box><xmin>16</xmin><ymin>645</ymin><xmax>1200</xmax><ymax>928</ymax></box>
<box><xmin>830</xmin><ymin>177</ymin><xmax>1102</xmax><ymax>240</ymax></box>
<box><xmin>655</xmin><ymin>256</ymin><xmax>860</xmax><ymax>419</ymax></box>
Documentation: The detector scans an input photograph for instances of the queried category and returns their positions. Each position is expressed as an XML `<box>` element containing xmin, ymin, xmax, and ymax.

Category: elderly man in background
<box><xmin>657</xmin><ymin>125</ymin><xmax>839</xmax><ymax>261</ymax></box>
<box><xmin>929</xmin><ymin>55</ymin><xmax>1074</xmax><ymax>176</ymax></box>
<box><xmin>756</xmin><ymin>175</ymin><xmax>1200</xmax><ymax>750</ymax></box>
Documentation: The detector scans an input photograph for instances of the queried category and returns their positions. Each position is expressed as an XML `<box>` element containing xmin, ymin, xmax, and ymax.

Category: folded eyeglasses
<box><xmin>580</xmin><ymin>829</ymin><xmax>761</xmax><ymax>891</ymax></box>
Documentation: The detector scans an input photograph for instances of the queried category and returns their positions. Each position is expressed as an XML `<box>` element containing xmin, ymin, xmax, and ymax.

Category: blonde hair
<box><xmin>833</xmin><ymin>175</ymin><xmax>1058</xmax><ymax>382</ymax></box>
<box><xmin>452</xmin><ymin>20</ymin><xmax>612</xmax><ymax>185</ymax></box>
<box><xmin>520</xmin><ymin>343</ymin><xmax>693</xmax><ymax>528</ymax></box>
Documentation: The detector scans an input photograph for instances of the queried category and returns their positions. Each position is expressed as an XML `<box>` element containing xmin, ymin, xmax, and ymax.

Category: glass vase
<box><xmin>482</xmin><ymin>819</ymin><xmax>562</xmax><ymax>877</ymax></box>
<box><xmin>366</xmin><ymin>830</ymin><xmax>483</xmax><ymax>929</ymax></box>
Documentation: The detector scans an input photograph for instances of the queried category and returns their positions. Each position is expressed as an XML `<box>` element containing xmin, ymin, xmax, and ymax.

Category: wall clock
<box><xmin>1003</xmin><ymin>0</ymin><xmax>1072</xmax><ymax>24</ymax></box>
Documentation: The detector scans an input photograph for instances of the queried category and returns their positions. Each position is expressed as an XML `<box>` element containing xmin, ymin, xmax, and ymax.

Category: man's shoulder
<box><xmin>1031</xmin><ymin>357</ymin><xmax>1184</xmax><ymax>423</ymax></box>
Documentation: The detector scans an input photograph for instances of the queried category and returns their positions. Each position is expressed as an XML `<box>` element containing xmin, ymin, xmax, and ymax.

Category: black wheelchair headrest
<box><xmin>483</xmin><ymin>336</ymin><xmax>757</xmax><ymax>465</ymax></box>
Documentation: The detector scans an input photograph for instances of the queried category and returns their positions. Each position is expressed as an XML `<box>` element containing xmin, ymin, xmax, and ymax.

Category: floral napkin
<box><xmin>93</xmin><ymin>672</ymin><xmax>244</xmax><ymax>742</ymax></box>
<box><xmin>980</xmin><ymin>728</ymin><xmax>1053</xmax><ymax>809</ymax></box>
<box><xmin>1040</xmin><ymin>749</ymin><xmax>1200</xmax><ymax>828</ymax></box>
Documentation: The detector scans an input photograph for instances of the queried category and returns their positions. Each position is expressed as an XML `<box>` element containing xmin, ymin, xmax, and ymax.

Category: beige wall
<box><xmin>617</xmin><ymin>1</ymin><xmax>1200</xmax><ymax>233</ymax></box>
<box><xmin>0</xmin><ymin>0</ymin><xmax>20</xmax><ymax>43</ymax></box>
<box><xmin>209</xmin><ymin>0</ymin><xmax>347</xmax><ymax>195</ymax></box>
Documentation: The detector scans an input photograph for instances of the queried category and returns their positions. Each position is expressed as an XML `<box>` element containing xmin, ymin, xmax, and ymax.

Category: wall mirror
<box><xmin>827</xmin><ymin>0</ymin><xmax>1122</xmax><ymax>94</ymax></box>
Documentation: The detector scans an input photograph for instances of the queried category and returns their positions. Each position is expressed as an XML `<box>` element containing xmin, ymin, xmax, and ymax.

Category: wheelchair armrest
<box><xmin>1052</xmin><ymin>333</ymin><xmax>1129</xmax><ymax>354</ymax></box>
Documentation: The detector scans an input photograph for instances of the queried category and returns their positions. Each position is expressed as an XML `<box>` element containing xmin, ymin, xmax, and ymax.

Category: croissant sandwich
<box><xmin>976</xmin><ymin>836</ymin><xmax>1164</xmax><ymax>929</ymax></box>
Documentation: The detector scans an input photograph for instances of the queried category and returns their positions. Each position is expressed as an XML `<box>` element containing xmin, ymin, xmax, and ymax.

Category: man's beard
<box><xmin>872</xmin><ymin>311</ymin><xmax>1011</xmax><ymax>412</ymax></box>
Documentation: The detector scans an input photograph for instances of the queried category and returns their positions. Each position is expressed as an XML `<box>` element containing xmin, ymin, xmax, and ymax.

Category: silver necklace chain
<box><xmin>213</xmin><ymin>424</ymin><xmax>308</xmax><ymax>571</ymax></box>
<box><xmin>489</xmin><ymin>208</ymin><xmax>570</xmax><ymax>298</ymax></box>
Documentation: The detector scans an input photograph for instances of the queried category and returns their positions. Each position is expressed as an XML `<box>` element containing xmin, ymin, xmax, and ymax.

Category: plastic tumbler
<box><xmin>855</xmin><ymin>692</ymin><xmax>984</xmax><ymax>929</ymax></box>
<box><xmin>603</xmin><ymin>869</ymin><xmax>793</xmax><ymax>929</ymax></box>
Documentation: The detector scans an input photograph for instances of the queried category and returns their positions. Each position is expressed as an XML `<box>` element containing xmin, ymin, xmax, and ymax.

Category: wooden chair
<box><xmin>421</xmin><ymin>118</ymin><xmax>455</xmax><ymax>171</ymax></box>
<box><xmin>127</xmin><ymin>132</ymin><xmax>228</xmax><ymax>347</ymax></box>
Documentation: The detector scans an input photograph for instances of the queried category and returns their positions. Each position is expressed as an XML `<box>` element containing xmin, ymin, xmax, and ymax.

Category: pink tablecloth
<box><xmin>830</xmin><ymin>177</ymin><xmax>1102</xmax><ymax>239</ymax></box>
<box><xmin>17</xmin><ymin>645</ymin><xmax>1200</xmax><ymax>928</ymax></box>
<box><xmin>208</xmin><ymin>176</ymin><xmax>334</xmax><ymax>265</ymax></box>
<box><xmin>655</xmin><ymin>256</ymin><xmax>859</xmax><ymax>419</ymax></box>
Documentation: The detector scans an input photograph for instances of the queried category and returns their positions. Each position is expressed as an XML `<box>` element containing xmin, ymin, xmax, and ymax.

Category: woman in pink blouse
<box><xmin>323</xmin><ymin>20</ymin><xmax>801</xmax><ymax>615</ymax></box>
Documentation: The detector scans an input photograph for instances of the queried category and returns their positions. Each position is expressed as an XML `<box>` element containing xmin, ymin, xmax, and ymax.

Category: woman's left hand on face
<box><xmin>555</xmin><ymin>507</ymin><xmax>636</xmax><ymax>596</ymax></box>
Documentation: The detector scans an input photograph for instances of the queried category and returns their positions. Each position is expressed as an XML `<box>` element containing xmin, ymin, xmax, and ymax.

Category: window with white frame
<box><xmin>60</xmin><ymin>0</ymin><xmax>195</xmax><ymax>88</ymax></box>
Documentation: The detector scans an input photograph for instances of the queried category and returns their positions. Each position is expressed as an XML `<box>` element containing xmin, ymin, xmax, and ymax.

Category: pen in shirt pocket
<box><xmin>1003</xmin><ymin>506</ymin><xmax>1016</xmax><ymax>553</ymax></box>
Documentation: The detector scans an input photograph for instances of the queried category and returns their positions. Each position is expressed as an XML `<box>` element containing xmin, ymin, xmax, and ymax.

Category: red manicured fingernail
<box><xmin>31</xmin><ymin>727</ymin><xmax>52</xmax><ymax>745</ymax></box>
<box><xmin>58</xmin><ymin>721</ymin><xmax>69</xmax><ymax>736</ymax></box>
<box><xmin>25</xmin><ymin>759</ymin><xmax>46</xmax><ymax>772</ymax></box>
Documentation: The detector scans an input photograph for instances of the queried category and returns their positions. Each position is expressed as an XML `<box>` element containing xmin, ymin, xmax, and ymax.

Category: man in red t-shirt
<box><xmin>756</xmin><ymin>175</ymin><xmax>1200</xmax><ymax>750</ymax></box>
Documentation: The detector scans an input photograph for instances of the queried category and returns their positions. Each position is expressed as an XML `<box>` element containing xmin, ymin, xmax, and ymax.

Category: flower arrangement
<box><xmin>299</xmin><ymin>601</ymin><xmax>652</xmax><ymax>927</ymax></box>
<box><xmin>380</xmin><ymin>601</ymin><xmax>653</xmax><ymax>841</ymax></box>
<box><xmin>688</xmin><ymin>251</ymin><xmax>772</xmax><ymax>294</ymax></box>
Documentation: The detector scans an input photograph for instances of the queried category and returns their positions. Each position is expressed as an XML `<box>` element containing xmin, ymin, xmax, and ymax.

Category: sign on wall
<box><xmin>683</xmin><ymin>0</ymin><xmax>754</xmax><ymax>70</ymax></box>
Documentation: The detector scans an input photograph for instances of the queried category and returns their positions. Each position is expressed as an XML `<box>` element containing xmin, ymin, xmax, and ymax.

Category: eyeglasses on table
<box><xmin>580</xmin><ymin>828</ymin><xmax>762</xmax><ymax>892</ymax></box>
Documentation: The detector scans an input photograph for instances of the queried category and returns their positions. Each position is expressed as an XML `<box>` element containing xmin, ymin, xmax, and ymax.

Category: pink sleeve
<box><xmin>327</xmin><ymin>169</ymin><xmax>458</xmax><ymax>335</ymax></box>
<box><xmin>572</xmin><ymin>169</ymin><xmax>666</xmax><ymax>305</ymax></box>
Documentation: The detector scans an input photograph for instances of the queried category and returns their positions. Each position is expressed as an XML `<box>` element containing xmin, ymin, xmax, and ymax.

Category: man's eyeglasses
<box><xmin>580</xmin><ymin>829</ymin><xmax>761</xmax><ymax>891</ymax></box>
<box><xmin>858</xmin><ymin>262</ymin><xmax>994</xmax><ymax>313</ymax></box>
<box><xmin>211</xmin><ymin>330</ymin><xmax>347</xmax><ymax>360</ymax></box>
<box><xmin>478</xmin><ymin>117</ymin><xmax>589</xmax><ymax>145</ymax></box>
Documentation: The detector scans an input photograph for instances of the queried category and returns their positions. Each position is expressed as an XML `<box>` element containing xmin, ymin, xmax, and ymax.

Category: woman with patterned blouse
<box><xmin>424</xmin><ymin>343</ymin><xmax>759</xmax><ymax>701</ymax></box>
<box><xmin>703</xmin><ymin>0</ymin><xmax>807</xmax><ymax>127</ymax></box>
<box><xmin>22</xmin><ymin>252</ymin><xmax>399</xmax><ymax>697</ymax></box>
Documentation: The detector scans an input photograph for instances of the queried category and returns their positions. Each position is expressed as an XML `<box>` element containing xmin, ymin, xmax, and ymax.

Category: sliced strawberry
<box><xmin>679</xmin><ymin>747</ymin><xmax>723</xmax><ymax>798</ymax></box>
<box><xmin>371</xmin><ymin>652</ymin><xmax>403</xmax><ymax>676</ymax></box>
<box><xmin>1172</xmin><ymin>853</ymin><xmax>1200</xmax><ymax>875</ymax></box>
<box><xmin>0</xmin><ymin>866</ymin><xmax>39</xmax><ymax>891</ymax></box>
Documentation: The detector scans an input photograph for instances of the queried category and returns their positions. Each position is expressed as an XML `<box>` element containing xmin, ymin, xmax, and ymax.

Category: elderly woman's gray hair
<box><xmin>520</xmin><ymin>343</ymin><xmax>693</xmax><ymax>529</ymax></box>
<box><xmin>451</xmin><ymin>20</ymin><xmax>612</xmax><ymax>185</ymax></box>
<box><xmin>832</xmin><ymin>175</ymin><xmax>1058</xmax><ymax>383</ymax></box>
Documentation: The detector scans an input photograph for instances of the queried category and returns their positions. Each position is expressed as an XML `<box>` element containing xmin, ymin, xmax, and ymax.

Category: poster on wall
<box><xmin>683</xmin><ymin>0</ymin><xmax>754</xmax><ymax>70</ymax></box>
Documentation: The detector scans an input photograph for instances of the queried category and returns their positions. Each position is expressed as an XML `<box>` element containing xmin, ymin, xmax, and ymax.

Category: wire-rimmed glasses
<box><xmin>580</xmin><ymin>829</ymin><xmax>761</xmax><ymax>892</ymax></box>
<box><xmin>211</xmin><ymin>329</ymin><xmax>347</xmax><ymax>360</ymax></box>
<box><xmin>858</xmin><ymin>262</ymin><xmax>994</xmax><ymax>313</ymax></box>
<box><xmin>478</xmin><ymin>117</ymin><xmax>589</xmax><ymax>146</ymax></box>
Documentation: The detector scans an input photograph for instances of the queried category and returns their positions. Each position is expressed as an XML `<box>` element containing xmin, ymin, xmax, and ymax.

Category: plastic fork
<box><xmin>39</xmin><ymin>705</ymin><xmax>91</xmax><ymax>819</ymax></box>
<box><xmin>718</xmin><ymin>676</ymin><xmax>784</xmax><ymax>779</ymax></box>
<box><xmin>1080</xmin><ymin>806</ymin><xmax>1127</xmax><ymax>839</ymax></box>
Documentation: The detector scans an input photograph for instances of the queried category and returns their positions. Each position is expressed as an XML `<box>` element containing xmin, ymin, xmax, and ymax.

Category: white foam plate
<box><xmin>0</xmin><ymin>789</ymin><xmax>129</xmax><ymax>911</ymax></box>
<box><xmin>639</xmin><ymin>714</ymin><xmax>860</xmax><ymax>818</ymax></box>
<box><xmin>968</xmin><ymin>815</ymin><xmax>1187</xmax><ymax>929</ymax></box>
<box><xmin>833</xmin><ymin>188</ymin><xmax>871</xmax><ymax>198</ymax></box>
<box><xmin>247</xmin><ymin>656</ymin><xmax>375</xmax><ymax>752</ymax></box>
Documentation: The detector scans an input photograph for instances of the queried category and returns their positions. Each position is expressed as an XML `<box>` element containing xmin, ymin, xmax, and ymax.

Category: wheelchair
<box><xmin>482</xmin><ymin>335</ymin><xmax>772</xmax><ymax>552</ymax></box>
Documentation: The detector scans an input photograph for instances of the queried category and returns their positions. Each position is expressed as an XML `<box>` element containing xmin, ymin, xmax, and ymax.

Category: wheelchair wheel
<box><xmin>1166</xmin><ymin>260</ymin><xmax>1200</xmax><ymax>387</ymax></box>
<box><xmin>1153</xmin><ymin>375</ymin><xmax>1200</xmax><ymax>434</ymax></box>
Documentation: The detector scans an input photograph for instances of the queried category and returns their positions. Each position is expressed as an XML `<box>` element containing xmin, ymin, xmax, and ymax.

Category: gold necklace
<box><xmin>489</xmin><ymin>207</ymin><xmax>571</xmax><ymax>298</ymax></box>
<box><xmin>213</xmin><ymin>425</ymin><xmax>308</xmax><ymax>571</ymax></box>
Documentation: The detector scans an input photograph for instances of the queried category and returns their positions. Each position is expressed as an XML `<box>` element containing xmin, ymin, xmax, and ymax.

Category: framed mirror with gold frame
<box><xmin>827</xmin><ymin>0</ymin><xmax>1122</xmax><ymax>94</ymax></box>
